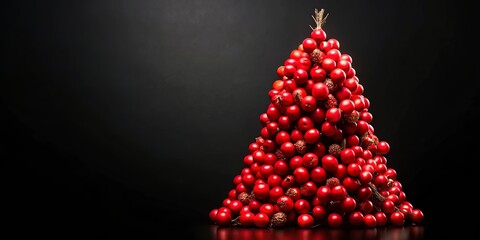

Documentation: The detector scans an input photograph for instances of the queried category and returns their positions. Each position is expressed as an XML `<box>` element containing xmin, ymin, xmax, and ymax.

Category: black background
<box><xmin>1</xmin><ymin>0</ymin><xmax>477</xmax><ymax>238</ymax></box>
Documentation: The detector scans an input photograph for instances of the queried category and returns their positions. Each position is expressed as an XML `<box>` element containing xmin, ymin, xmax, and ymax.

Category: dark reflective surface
<box><xmin>207</xmin><ymin>225</ymin><xmax>425</xmax><ymax>240</ymax></box>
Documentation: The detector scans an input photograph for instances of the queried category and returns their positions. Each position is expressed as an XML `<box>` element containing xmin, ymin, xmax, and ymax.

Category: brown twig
<box><xmin>310</xmin><ymin>8</ymin><xmax>329</xmax><ymax>30</ymax></box>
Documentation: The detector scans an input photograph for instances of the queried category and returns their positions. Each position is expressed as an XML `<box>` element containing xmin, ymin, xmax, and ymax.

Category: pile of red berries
<box><xmin>209</xmin><ymin>9</ymin><xmax>423</xmax><ymax>228</ymax></box>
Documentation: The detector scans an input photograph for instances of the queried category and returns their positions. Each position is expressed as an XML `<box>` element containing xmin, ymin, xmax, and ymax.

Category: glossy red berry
<box><xmin>327</xmin><ymin>213</ymin><xmax>342</xmax><ymax>227</ymax></box>
<box><xmin>254</xmin><ymin>213</ymin><xmax>270</xmax><ymax>228</ymax></box>
<box><xmin>312</xmin><ymin>205</ymin><xmax>327</xmax><ymax>219</ymax></box>
<box><xmin>312</xmin><ymin>82</ymin><xmax>329</xmax><ymax>100</ymax></box>
<box><xmin>326</xmin><ymin>108</ymin><xmax>342</xmax><ymax>122</ymax></box>
<box><xmin>316</xmin><ymin>186</ymin><xmax>331</xmax><ymax>203</ymax></box>
<box><xmin>297</xmin><ymin>214</ymin><xmax>314</xmax><ymax>228</ymax></box>
<box><xmin>215</xmin><ymin>211</ymin><xmax>232</xmax><ymax>226</ymax></box>
<box><xmin>348</xmin><ymin>211</ymin><xmax>364</xmax><ymax>226</ymax></box>
<box><xmin>321</xmin><ymin>155</ymin><xmax>338</xmax><ymax>172</ymax></box>
<box><xmin>375</xmin><ymin>212</ymin><xmax>387</xmax><ymax>227</ymax></box>
<box><xmin>239</xmin><ymin>212</ymin><xmax>255</xmax><ymax>227</ymax></box>
<box><xmin>390</xmin><ymin>212</ymin><xmax>405</xmax><ymax>226</ymax></box>
<box><xmin>363</xmin><ymin>214</ymin><xmax>377</xmax><ymax>228</ymax></box>
<box><xmin>253</xmin><ymin>183</ymin><xmax>270</xmax><ymax>200</ymax></box>
<box><xmin>410</xmin><ymin>209</ymin><xmax>424</xmax><ymax>224</ymax></box>
<box><xmin>277</xmin><ymin>195</ymin><xmax>294</xmax><ymax>212</ymax></box>
<box><xmin>293</xmin><ymin>167</ymin><xmax>310</xmax><ymax>184</ymax></box>
<box><xmin>304</xmin><ymin>128</ymin><xmax>321</xmax><ymax>144</ymax></box>
<box><xmin>301</xmin><ymin>95</ymin><xmax>317</xmax><ymax>112</ymax></box>
<box><xmin>302</xmin><ymin>38</ymin><xmax>317</xmax><ymax>53</ymax></box>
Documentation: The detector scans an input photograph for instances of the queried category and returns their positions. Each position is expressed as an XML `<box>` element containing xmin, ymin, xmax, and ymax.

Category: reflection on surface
<box><xmin>211</xmin><ymin>225</ymin><xmax>424</xmax><ymax>240</ymax></box>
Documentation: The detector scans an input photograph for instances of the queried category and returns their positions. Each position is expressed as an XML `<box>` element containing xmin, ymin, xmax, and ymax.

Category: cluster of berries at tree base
<box><xmin>209</xmin><ymin>9</ymin><xmax>424</xmax><ymax>228</ymax></box>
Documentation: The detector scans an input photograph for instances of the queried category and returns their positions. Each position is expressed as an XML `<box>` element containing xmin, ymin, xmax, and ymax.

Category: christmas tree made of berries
<box><xmin>209</xmin><ymin>9</ymin><xmax>424</xmax><ymax>228</ymax></box>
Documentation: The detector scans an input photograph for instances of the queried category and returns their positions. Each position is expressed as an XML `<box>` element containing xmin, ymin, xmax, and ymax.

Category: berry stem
<box><xmin>231</xmin><ymin>216</ymin><xmax>241</xmax><ymax>226</ymax></box>
<box><xmin>368</xmin><ymin>182</ymin><xmax>386</xmax><ymax>203</ymax></box>
<box><xmin>311</xmin><ymin>8</ymin><xmax>329</xmax><ymax>30</ymax></box>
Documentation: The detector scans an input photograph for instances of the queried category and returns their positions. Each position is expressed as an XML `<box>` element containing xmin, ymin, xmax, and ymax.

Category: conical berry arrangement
<box><xmin>209</xmin><ymin>9</ymin><xmax>424</xmax><ymax>228</ymax></box>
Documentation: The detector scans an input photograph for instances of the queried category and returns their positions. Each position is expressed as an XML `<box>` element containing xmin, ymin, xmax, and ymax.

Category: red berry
<box><xmin>304</xmin><ymin>128</ymin><xmax>320</xmax><ymax>144</ymax></box>
<box><xmin>297</xmin><ymin>214</ymin><xmax>314</xmax><ymax>228</ymax></box>
<box><xmin>357</xmin><ymin>186</ymin><xmax>372</xmax><ymax>201</ymax></box>
<box><xmin>330</xmin><ymin>68</ymin><xmax>346</xmax><ymax>84</ymax></box>
<box><xmin>375</xmin><ymin>212</ymin><xmax>387</xmax><ymax>227</ymax></box>
<box><xmin>340</xmin><ymin>53</ymin><xmax>352</xmax><ymax>63</ymax></box>
<box><xmin>321</xmin><ymin>58</ymin><xmax>336</xmax><ymax>72</ymax></box>
<box><xmin>286</xmin><ymin>105</ymin><xmax>301</xmax><ymax>121</ymax></box>
<box><xmin>260</xmin><ymin>165</ymin><xmax>274</xmax><ymax>178</ymax></box>
<box><xmin>386</xmin><ymin>168</ymin><xmax>397</xmax><ymax>180</ymax></box>
<box><xmin>275</xmin><ymin>131</ymin><xmax>290</xmax><ymax>145</ymax></box>
<box><xmin>347</xmin><ymin>163</ymin><xmax>361</xmax><ymax>177</ymax></box>
<box><xmin>319</xmin><ymin>41</ymin><xmax>332</xmax><ymax>52</ymax></box>
<box><xmin>302</xmin><ymin>38</ymin><xmax>317</xmax><ymax>53</ymax></box>
<box><xmin>346</xmin><ymin>134</ymin><xmax>360</xmax><ymax>147</ymax></box>
<box><xmin>410</xmin><ymin>209</ymin><xmax>424</xmax><ymax>224</ymax></box>
<box><xmin>331</xmin><ymin>185</ymin><xmax>347</xmax><ymax>201</ymax></box>
<box><xmin>253</xmin><ymin>183</ymin><xmax>270</xmax><ymax>200</ymax></box>
<box><xmin>337</xmin><ymin>59</ymin><xmax>351</xmax><ymax>72</ymax></box>
<box><xmin>312</xmin><ymin>205</ymin><xmax>327</xmax><ymax>219</ymax></box>
<box><xmin>377</xmin><ymin>141</ymin><xmax>390</xmax><ymax>155</ymax></box>
<box><xmin>280</xmin><ymin>142</ymin><xmax>295</xmax><ymax>157</ymax></box>
<box><xmin>310</xmin><ymin>166</ymin><xmax>327</xmax><ymax>183</ymax></box>
<box><xmin>341</xmin><ymin>197</ymin><xmax>357</xmax><ymax>212</ymax></box>
<box><xmin>312</xmin><ymin>82</ymin><xmax>329</xmax><ymax>100</ymax></box>
<box><xmin>358</xmin><ymin>200</ymin><xmax>373</xmax><ymax>214</ymax></box>
<box><xmin>381</xmin><ymin>200</ymin><xmax>396</xmax><ymax>214</ymax></box>
<box><xmin>282</xmin><ymin>175</ymin><xmax>295</xmax><ymax>189</ymax></box>
<box><xmin>340</xmin><ymin>148</ymin><xmax>356</xmax><ymax>164</ymax></box>
<box><xmin>298</xmin><ymin>57</ymin><xmax>312</xmax><ymax>71</ymax></box>
<box><xmin>289</xmin><ymin>156</ymin><xmax>304</xmax><ymax>170</ymax></box>
<box><xmin>297</xmin><ymin>116</ymin><xmax>314</xmax><ymax>131</ymax></box>
<box><xmin>327</xmin><ymin>213</ymin><xmax>343</xmax><ymax>227</ymax></box>
<box><xmin>294</xmin><ymin>199</ymin><xmax>311</xmax><ymax>214</ymax></box>
<box><xmin>342</xmin><ymin>176</ymin><xmax>360</xmax><ymax>193</ymax></box>
<box><xmin>348</xmin><ymin>211</ymin><xmax>364</xmax><ymax>226</ymax></box>
<box><xmin>310</xmin><ymin>67</ymin><xmax>327</xmax><ymax>82</ymax></box>
<box><xmin>310</xmin><ymin>108</ymin><xmax>326</xmax><ymax>123</ymax></box>
<box><xmin>335</xmin><ymin>87</ymin><xmax>352</xmax><ymax>101</ymax></box>
<box><xmin>215</xmin><ymin>211</ymin><xmax>232</xmax><ymax>226</ymax></box>
<box><xmin>328</xmin><ymin>39</ymin><xmax>340</xmax><ymax>49</ymax></box>
<box><xmin>326</xmin><ymin>49</ymin><xmax>341</xmax><ymax>62</ymax></box>
<box><xmin>267</xmin><ymin>174</ymin><xmax>282</xmax><ymax>187</ymax></box>
<box><xmin>321</xmin><ymin>155</ymin><xmax>339</xmax><ymax>172</ymax></box>
<box><xmin>360</xmin><ymin>111</ymin><xmax>373</xmax><ymax>123</ymax></box>
<box><xmin>359</xmin><ymin>171</ymin><xmax>373</xmax><ymax>185</ymax></box>
<box><xmin>284</xmin><ymin>79</ymin><xmax>298</xmax><ymax>92</ymax></box>
<box><xmin>293</xmin><ymin>167</ymin><xmax>310</xmax><ymax>184</ymax></box>
<box><xmin>228</xmin><ymin>189</ymin><xmax>237</xmax><ymax>200</ymax></box>
<box><xmin>229</xmin><ymin>200</ymin><xmax>243</xmax><ymax>215</ymax></box>
<box><xmin>300</xmin><ymin>181</ymin><xmax>317</xmax><ymax>197</ymax></box>
<box><xmin>326</xmin><ymin>108</ymin><xmax>342</xmax><ymax>122</ymax></box>
<box><xmin>248</xmin><ymin>200</ymin><xmax>261</xmax><ymax>213</ymax></box>
<box><xmin>242</xmin><ymin>174</ymin><xmax>255</xmax><ymax>188</ymax></box>
<box><xmin>277</xmin><ymin>195</ymin><xmax>294</xmax><ymax>212</ymax></box>
<box><xmin>269</xmin><ymin>186</ymin><xmax>284</xmax><ymax>202</ymax></box>
<box><xmin>259</xmin><ymin>203</ymin><xmax>275</xmax><ymax>217</ymax></box>
<box><xmin>274</xmin><ymin>160</ymin><xmax>289</xmax><ymax>176</ymax></box>
<box><xmin>321</xmin><ymin>121</ymin><xmax>337</xmax><ymax>137</ymax></box>
<box><xmin>254</xmin><ymin>213</ymin><xmax>270</xmax><ymax>228</ymax></box>
<box><xmin>311</xmin><ymin>29</ymin><xmax>326</xmax><ymax>42</ymax></box>
<box><xmin>294</xmin><ymin>69</ymin><xmax>309</xmax><ymax>85</ymax></box>
<box><xmin>374</xmin><ymin>175</ymin><xmax>388</xmax><ymax>188</ymax></box>
<box><xmin>363</xmin><ymin>214</ymin><xmax>377</xmax><ymax>228</ymax></box>
<box><xmin>301</xmin><ymin>95</ymin><xmax>317</xmax><ymax>112</ymax></box>
<box><xmin>239</xmin><ymin>212</ymin><xmax>255</xmax><ymax>227</ymax></box>
<box><xmin>316</xmin><ymin>186</ymin><xmax>331</xmax><ymax>203</ymax></box>
<box><xmin>209</xmin><ymin>209</ymin><xmax>218</xmax><ymax>222</ymax></box>
<box><xmin>303</xmin><ymin>153</ymin><xmax>319</xmax><ymax>169</ymax></box>
<box><xmin>390</xmin><ymin>212</ymin><xmax>405</xmax><ymax>226</ymax></box>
